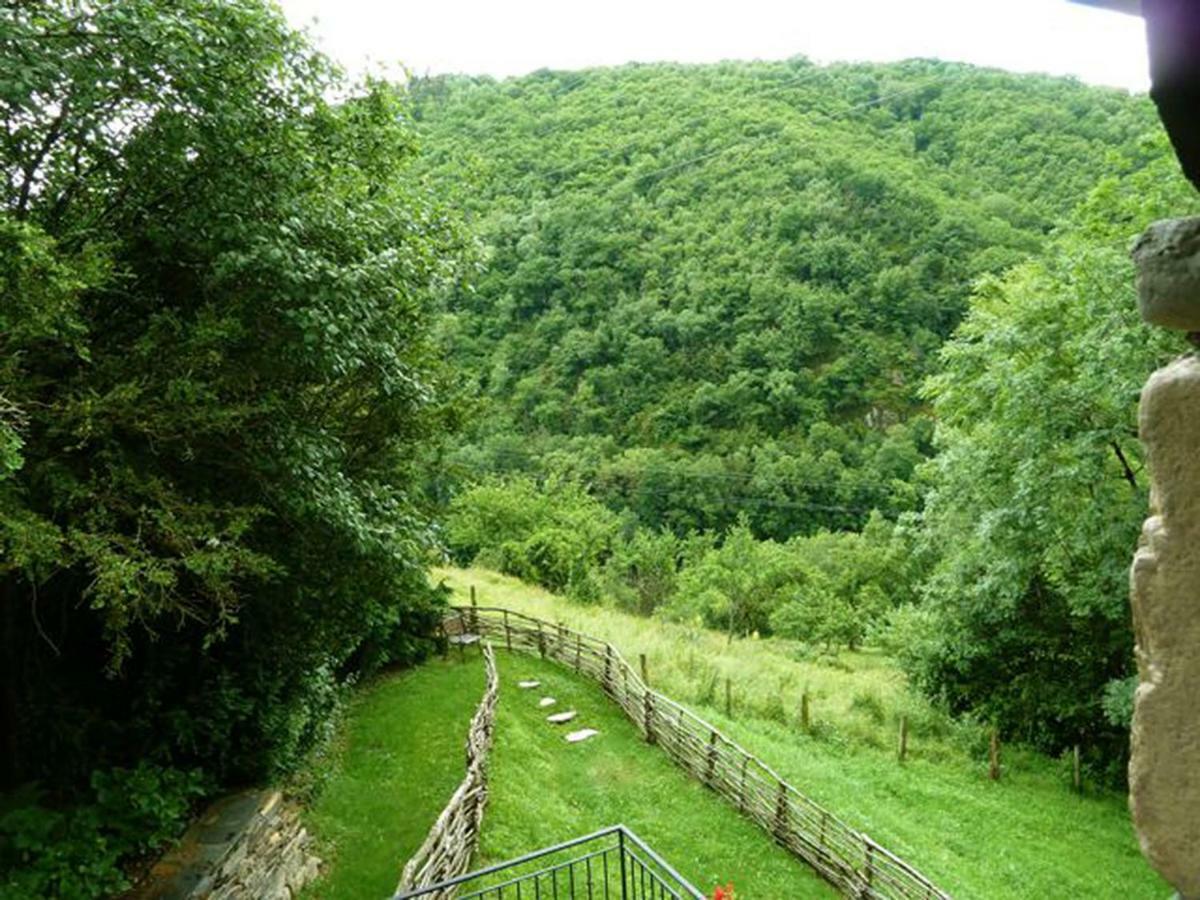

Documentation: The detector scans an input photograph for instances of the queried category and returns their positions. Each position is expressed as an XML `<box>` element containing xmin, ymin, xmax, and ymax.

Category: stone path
<box><xmin>522</xmin><ymin>675</ymin><xmax>600</xmax><ymax>744</ymax></box>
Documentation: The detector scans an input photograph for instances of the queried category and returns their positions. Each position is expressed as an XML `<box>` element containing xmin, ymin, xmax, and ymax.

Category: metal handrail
<box><xmin>391</xmin><ymin>824</ymin><xmax>705</xmax><ymax>899</ymax></box>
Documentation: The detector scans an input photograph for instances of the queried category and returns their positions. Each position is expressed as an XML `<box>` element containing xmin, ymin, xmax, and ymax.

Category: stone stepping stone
<box><xmin>546</xmin><ymin>710</ymin><xmax>577</xmax><ymax>724</ymax></box>
<box><xmin>518</xmin><ymin>680</ymin><xmax>540</xmax><ymax>689</ymax></box>
<box><xmin>565</xmin><ymin>728</ymin><xmax>599</xmax><ymax>744</ymax></box>
<box><xmin>538</xmin><ymin>697</ymin><xmax>556</xmax><ymax>708</ymax></box>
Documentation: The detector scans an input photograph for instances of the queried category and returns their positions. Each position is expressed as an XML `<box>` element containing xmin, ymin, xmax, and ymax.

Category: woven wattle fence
<box><xmin>446</xmin><ymin>606</ymin><xmax>952</xmax><ymax>900</ymax></box>
<box><xmin>396</xmin><ymin>642</ymin><xmax>499</xmax><ymax>898</ymax></box>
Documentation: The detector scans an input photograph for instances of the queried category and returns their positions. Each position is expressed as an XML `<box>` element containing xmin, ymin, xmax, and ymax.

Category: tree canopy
<box><xmin>1</xmin><ymin>6</ymin><xmax>463</xmax><ymax>882</ymax></box>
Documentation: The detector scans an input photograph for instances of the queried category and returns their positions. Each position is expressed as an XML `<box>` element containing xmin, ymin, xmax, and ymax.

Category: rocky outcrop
<box><xmin>1129</xmin><ymin>216</ymin><xmax>1200</xmax><ymax>900</ymax></box>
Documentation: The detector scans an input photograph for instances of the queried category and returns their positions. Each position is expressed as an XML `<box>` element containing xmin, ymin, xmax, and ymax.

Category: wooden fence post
<box><xmin>725</xmin><ymin>677</ymin><xmax>732</xmax><ymax>717</ymax></box>
<box><xmin>457</xmin><ymin>610</ymin><xmax>467</xmax><ymax>661</ymax></box>
<box><xmin>989</xmin><ymin>729</ymin><xmax>1001</xmax><ymax>781</ymax></box>
<box><xmin>639</xmin><ymin>654</ymin><xmax>656</xmax><ymax>742</ymax></box>
<box><xmin>738</xmin><ymin>756</ymin><xmax>749</xmax><ymax>812</ymax></box>
<box><xmin>773</xmin><ymin>780</ymin><xmax>789</xmax><ymax>842</ymax></box>
<box><xmin>705</xmin><ymin>730</ymin><xmax>719</xmax><ymax>786</ymax></box>
<box><xmin>1073</xmin><ymin>744</ymin><xmax>1082</xmax><ymax>794</ymax></box>
<box><xmin>603</xmin><ymin>645</ymin><xmax>613</xmax><ymax>694</ymax></box>
<box><xmin>644</xmin><ymin>690</ymin><xmax>657</xmax><ymax>745</ymax></box>
<box><xmin>574</xmin><ymin>634</ymin><xmax>582</xmax><ymax>672</ymax></box>
<box><xmin>440</xmin><ymin>618</ymin><xmax>448</xmax><ymax>660</ymax></box>
<box><xmin>537</xmin><ymin>621</ymin><xmax>546</xmax><ymax>658</ymax></box>
<box><xmin>800</xmin><ymin>690</ymin><xmax>810</xmax><ymax>733</ymax></box>
<box><xmin>898</xmin><ymin>715</ymin><xmax>909</xmax><ymax>763</ymax></box>
<box><xmin>469</xmin><ymin>585</ymin><xmax>478</xmax><ymax>632</ymax></box>
<box><xmin>503</xmin><ymin>609</ymin><xmax>512</xmax><ymax>651</ymax></box>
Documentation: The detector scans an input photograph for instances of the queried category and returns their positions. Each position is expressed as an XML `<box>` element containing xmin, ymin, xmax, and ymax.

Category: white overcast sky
<box><xmin>276</xmin><ymin>0</ymin><xmax>1150</xmax><ymax>92</ymax></box>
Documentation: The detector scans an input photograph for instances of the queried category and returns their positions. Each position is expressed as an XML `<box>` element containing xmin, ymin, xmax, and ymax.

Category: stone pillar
<box><xmin>1129</xmin><ymin>216</ymin><xmax>1200</xmax><ymax>900</ymax></box>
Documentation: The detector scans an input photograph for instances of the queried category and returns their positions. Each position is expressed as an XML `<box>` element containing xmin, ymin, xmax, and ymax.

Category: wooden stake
<box><xmin>1073</xmin><ymin>744</ymin><xmax>1082</xmax><ymax>794</ymax></box>
<box><xmin>643</xmin><ymin>690</ymin><xmax>656</xmax><ymax>745</ymax></box>
<box><xmin>898</xmin><ymin>715</ymin><xmax>908</xmax><ymax>763</ymax></box>
<box><xmin>800</xmin><ymin>690</ymin><xmax>810</xmax><ymax>733</ymax></box>
<box><xmin>725</xmin><ymin>677</ymin><xmax>732</xmax><ymax>717</ymax></box>
<box><xmin>639</xmin><ymin>653</ymin><xmax>649</xmax><ymax>687</ymax></box>
<box><xmin>706</xmin><ymin>730</ymin><xmax>719</xmax><ymax>785</ymax></box>
<box><xmin>989</xmin><ymin>729</ymin><xmax>1001</xmax><ymax>781</ymax></box>
<box><xmin>773</xmin><ymin>780</ymin><xmax>789</xmax><ymax>840</ymax></box>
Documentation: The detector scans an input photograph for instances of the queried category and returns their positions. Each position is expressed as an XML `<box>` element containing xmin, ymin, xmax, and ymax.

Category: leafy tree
<box><xmin>909</xmin><ymin>149</ymin><xmax>1197</xmax><ymax>771</ymax></box>
<box><xmin>0</xmin><ymin>0</ymin><xmax>463</xmax><ymax>805</ymax></box>
<box><xmin>445</xmin><ymin>477</ymin><xmax>618</xmax><ymax>593</ymax></box>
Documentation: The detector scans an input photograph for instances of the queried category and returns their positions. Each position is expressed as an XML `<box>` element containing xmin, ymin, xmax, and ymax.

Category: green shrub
<box><xmin>0</xmin><ymin>765</ymin><xmax>207</xmax><ymax>899</ymax></box>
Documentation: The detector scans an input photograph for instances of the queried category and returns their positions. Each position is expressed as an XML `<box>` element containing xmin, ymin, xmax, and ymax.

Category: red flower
<box><xmin>712</xmin><ymin>883</ymin><xmax>736</xmax><ymax>900</ymax></box>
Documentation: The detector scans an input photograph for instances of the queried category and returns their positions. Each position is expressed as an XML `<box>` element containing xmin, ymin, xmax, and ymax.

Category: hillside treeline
<box><xmin>417</xmin><ymin>62</ymin><xmax>1198</xmax><ymax>781</ymax></box>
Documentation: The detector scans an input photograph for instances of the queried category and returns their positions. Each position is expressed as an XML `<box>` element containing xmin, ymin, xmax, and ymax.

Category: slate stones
<box><xmin>565</xmin><ymin>728</ymin><xmax>599</xmax><ymax>743</ymax></box>
<box><xmin>546</xmin><ymin>710</ymin><xmax>577</xmax><ymax>724</ymax></box>
<box><xmin>517</xmin><ymin>680</ymin><xmax>540</xmax><ymax>689</ymax></box>
<box><xmin>538</xmin><ymin>697</ymin><xmax>556</xmax><ymax>708</ymax></box>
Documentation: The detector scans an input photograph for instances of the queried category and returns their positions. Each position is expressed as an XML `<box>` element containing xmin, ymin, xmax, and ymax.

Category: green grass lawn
<box><xmin>300</xmin><ymin>658</ymin><xmax>485</xmax><ymax>900</ymax></box>
<box><xmin>478</xmin><ymin>652</ymin><xmax>834</xmax><ymax>899</ymax></box>
<box><xmin>437</xmin><ymin>565</ymin><xmax>1168</xmax><ymax>900</ymax></box>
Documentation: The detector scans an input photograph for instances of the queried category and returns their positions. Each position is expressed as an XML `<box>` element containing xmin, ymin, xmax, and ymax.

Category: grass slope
<box><xmin>436</xmin><ymin>566</ymin><xmax>1167</xmax><ymax>900</ymax></box>
<box><xmin>479</xmin><ymin>653</ymin><xmax>833</xmax><ymax>899</ymax></box>
<box><xmin>301</xmin><ymin>659</ymin><xmax>485</xmax><ymax>900</ymax></box>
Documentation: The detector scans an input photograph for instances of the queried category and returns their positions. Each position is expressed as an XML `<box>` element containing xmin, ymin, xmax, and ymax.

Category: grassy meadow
<box><xmin>299</xmin><ymin>647</ymin><xmax>832</xmax><ymax>898</ymax></box>
<box><xmin>300</xmin><ymin>659</ymin><xmax>485</xmax><ymax>900</ymax></box>
<box><xmin>480</xmin><ymin>654</ymin><xmax>834</xmax><ymax>898</ymax></box>
<box><xmin>436</xmin><ymin>566</ymin><xmax>1166</xmax><ymax>900</ymax></box>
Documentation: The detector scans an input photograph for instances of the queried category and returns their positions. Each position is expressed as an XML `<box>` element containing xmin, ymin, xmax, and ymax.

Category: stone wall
<box><xmin>129</xmin><ymin>789</ymin><xmax>320</xmax><ymax>900</ymax></box>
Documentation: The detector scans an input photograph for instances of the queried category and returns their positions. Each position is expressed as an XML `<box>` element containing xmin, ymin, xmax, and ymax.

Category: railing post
<box><xmin>618</xmin><ymin>828</ymin><xmax>628</xmax><ymax>900</ymax></box>
<box><xmin>537</xmin><ymin>621</ymin><xmax>546</xmax><ymax>658</ymax></box>
<box><xmin>503</xmin><ymin>609</ymin><xmax>512</xmax><ymax>652</ymax></box>
<box><xmin>470</xmin><ymin>585</ymin><xmax>478</xmax><ymax>632</ymax></box>
<box><xmin>603</xmin><ymin>644</ymin><xmax>613</xmax><ymax>694</ymax></box>
<box><xmin>575</xmin><ymin>634</ymin><xmax>582</xmax><ymax>672</ymax></box>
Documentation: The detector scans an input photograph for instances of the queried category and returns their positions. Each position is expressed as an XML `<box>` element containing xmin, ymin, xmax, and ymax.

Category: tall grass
<box><xmin>436</xmin><ymin>566</ymin><xmax>1166</xmax><ymax>899</ymax></box>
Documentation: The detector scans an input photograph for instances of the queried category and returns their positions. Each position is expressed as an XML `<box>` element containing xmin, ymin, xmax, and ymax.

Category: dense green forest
<box><xmin>416</xmin><ymin>60</ymin><xmax>1162</xmax><ymax>535</ymax></box>
<box><xmin>416</xmin><ymin>62</ymin><xmax>1197</xmax><ymax>778</ymax></box>
<box><xmin>3</xmin><ymin>1</ymin><xmax>1198</xmax><ymax>896</ymax></box>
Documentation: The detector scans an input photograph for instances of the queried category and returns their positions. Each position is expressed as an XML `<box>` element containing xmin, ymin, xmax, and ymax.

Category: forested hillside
<box><xmin>415</xmin><ymin>59</ymin><xmax>1159</xmax><ymax>537</ymax></box>
<box><xmin>418</xmin><ymin>60</ymin><xmax>1198</xmax><ymax>781</ymax></box>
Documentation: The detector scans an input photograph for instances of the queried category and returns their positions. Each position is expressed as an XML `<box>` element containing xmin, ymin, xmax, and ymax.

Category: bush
<box><xmin>0</xmin><ymin>765</ymin><xmax>207</xmax><ymax>899</ymax></box>
<box><xmin>446</xmin><ymin>477</ymin><xmax>618</xmax><ymax>592</ymax></box>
